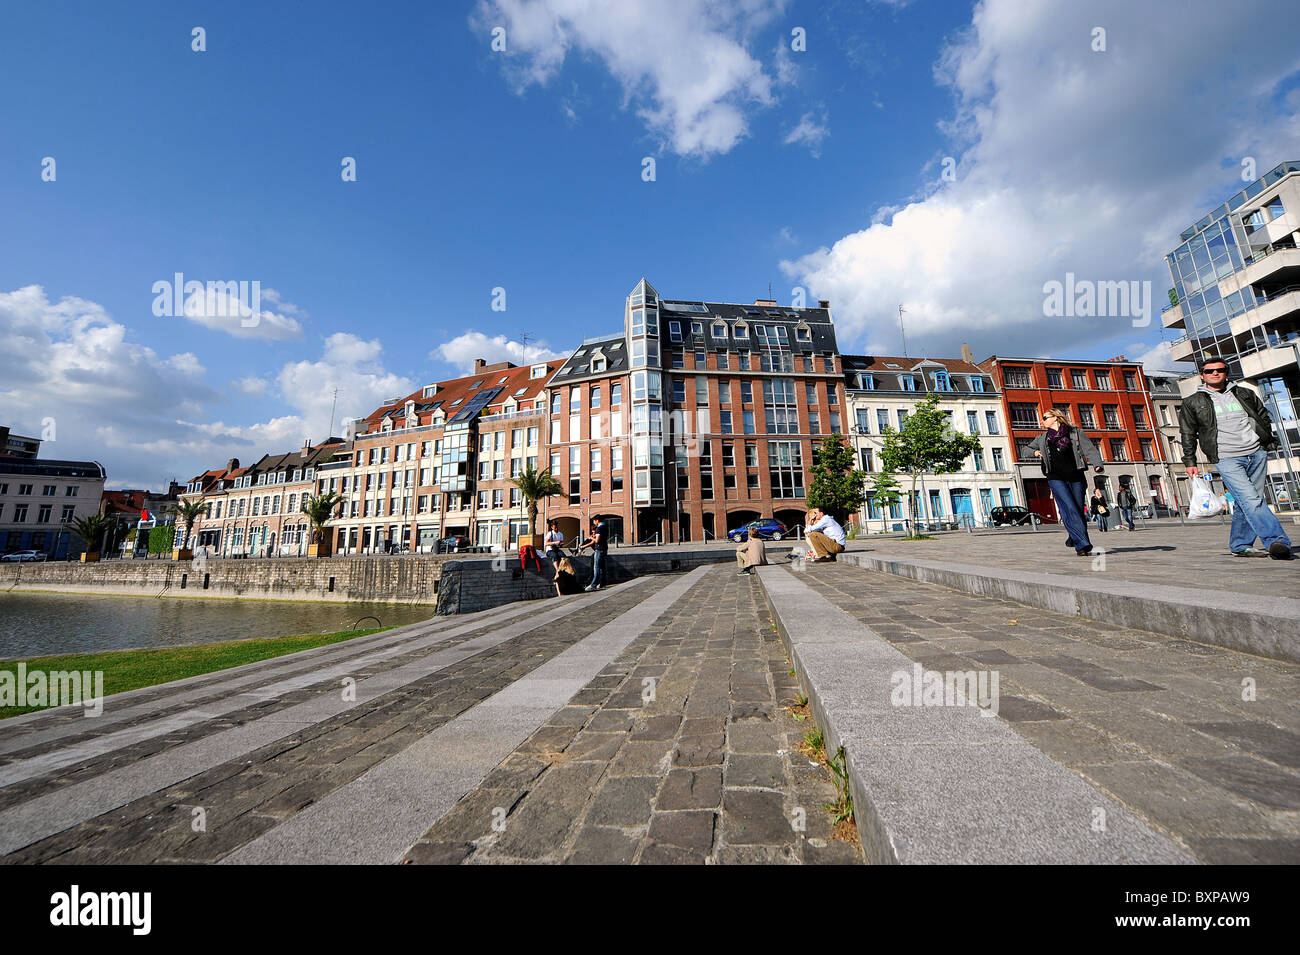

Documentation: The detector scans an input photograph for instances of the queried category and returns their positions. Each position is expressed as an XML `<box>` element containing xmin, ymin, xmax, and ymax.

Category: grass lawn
<box><xmin>0</xmin><ymin>627</ymin><xmax>388</xmax><ymax>720</ymax></box>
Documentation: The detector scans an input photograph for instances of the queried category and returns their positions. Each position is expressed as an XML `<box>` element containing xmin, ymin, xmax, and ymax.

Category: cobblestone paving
<box><xmin>794</xmin><ymin>560</ymin><xmax>1300</xmax><ymax>864</ymax></box>
<box><xmin>405</xmin><ymin>567</ymin><xmax>862</xmax><ymax>864</ymax></box>
<box><xmin>0</xmin><ymin>580</ymin><xmax>668</xmax><ymax>863</ymax></box>
<box><xmin>856</xmin><ymin>519</ymin><xmax>1299</xmax><ymax>598</ymax></box>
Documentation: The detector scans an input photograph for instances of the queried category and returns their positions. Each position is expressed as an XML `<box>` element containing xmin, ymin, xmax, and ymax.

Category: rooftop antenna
<box><xmin>519</xmin><ymin>331</ymin><xmax>531</xmax><ymax>364</ymax></box>
<box><xmin>768</xmin><ymin>281</ymin><xmax>773</xmax><ymax>301</ymax></box>
<box><xmin>327</xmin><ymin>387</ymin><xmax>340</xmax><ymax>438</ymax></box>
<box><xmin>898</xmin><ymin>303</ymin><xmax>909</xmax><ymax>358</ymax></box>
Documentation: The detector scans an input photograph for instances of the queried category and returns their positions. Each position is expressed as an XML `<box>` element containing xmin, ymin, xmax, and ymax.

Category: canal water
<box><xmin>0</xmin><ymin>592</ymin><xmax>436</xmax><ymax>659</ymax></box>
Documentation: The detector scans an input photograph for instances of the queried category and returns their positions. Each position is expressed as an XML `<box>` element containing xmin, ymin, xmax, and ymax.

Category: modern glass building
<box><xmin>1162</xmin><ymin>160</ymin><xmax>1300</xmax><ymax>506</ymax></box>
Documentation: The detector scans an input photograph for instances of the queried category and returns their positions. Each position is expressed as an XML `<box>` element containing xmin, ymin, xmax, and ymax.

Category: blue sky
<box><xmin>2</xmin><ymin>0</ymin><xmax>1298</xmax><ymax>488</ymax></box>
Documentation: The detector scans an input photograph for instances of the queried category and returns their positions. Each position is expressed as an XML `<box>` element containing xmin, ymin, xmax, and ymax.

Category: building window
<box><xmin>719</xmin><ymin>379</ymin><xmax>732</xmax><ymax>405</ymax></box>
<box><xmin>1046</xmin><ymin>368</ymin><xmax>1064</xmax><ymax>389</ymax></box>
<box><xmin>1096</xmin><ymin>372</ymin><xmax>1113</xmax><ymax>391</ymax></box>
<box><xmin>900</xmin><ymin>375</ymin><xmax>916</xmax><ymax>391</ymax></box>
<box><xmin>877</xmin><ymin>409</ymin><xmax>889</xmax><ymax>433</ymax></box>
<box><xmin>722</xmin><ymin>442</ymin><xmax>735</xmax><ymax>467</ymax></box>
<box><xmin>1109</xmin><ymin>439</ymin><xmax>1129</xmax><ymax>461</ymax></box>
<box><xmin>591</xmin><ymin>386</ymin><xmax>601</xmax><ymax>409</ymax></box>
<box><xmin>1070</xmin><ymin>370</ymin><xmax>1089</xmax><ymax>389</ymax></box>
<box><xmin>1140</xmin><ymin>439</ymin><xmax>1155</xmax><ymax>461</ymax></box>
<box><xmin>1078</xmin><ymin>405</ymin><xmax>1097</xmax><ymax>429</ymax></box>
<box><xmin>896</xmin><ymin>409</ymin><xmax>908</xmax><ymax>429</ymax></box>
<box><xmin>970</xmin><ymin>377</ymin><xmax>984</xmax><ymax>393</ymax></box>
<box><xmin>967</xmin><ymin>411</ymin><xmax>979</xmax><ymax>433</ymax></box>
<box><xmin>694</xmin><ymin>348</ymin><xmax>706</xmax><ymax>368</ymax></box>
<box><xmin>569</xmin><ymin>447</ymin><xmax>580</xmax><ymax>474</ymax></box>
<box><xmin>985</xmin><ymin>411</ymin><xmax>999</xmax><ymax>434</ymax></box>
<box><xmin>673</xmin><ymin>378</ymin><xmax>686</xmax><ymax>404</ymax></box>
<box><xmin>591</xmin><ymin>448</ymin><xmax>601</xmax><ymax>472</ymax></box>
<box><xmin>768</xmin><ymin>441</ymin><xmax>805</xmax><ymax>498</ymax></box>
<box><xmin>1009</xmin><ymin>402</ymin><xmax>1039</xmax><ymax>429</ymax></box>
<box><xmin>1131</xmin><ymin>406</ymin><xmax>1148</xmax><ymax>430</ymax></box>
<box><xmin>1003</xmin><ymin>367</ymin><xmax>1032</xmax><ymax>388</ymax></box>
<box><xmin>37</xmin><ymin>504</ymin><xmax>52</xmax><ymax>523</ymax></box>
<box><xmin>860</xmin><ymin>448</ymin><xmax>874</xmax><ymax>472</ymax></box>
<box><xmin>13</xmin><ymin>504</ymin><xmax>27</xmax><ymax>522</ymax></box>
<box><xmin>1123</xmin><ymin>371</ymin><xmax>1138</xmax><ymax>390</ymax></box>
<box><xmin>934</xmin><ymin>371</ymin><xmax>951</xmax><ymax>391</ymax></box>
<box><xmin>992</xmin><ymin>448</ymin><xmax>1004</xmax><ymax>470</ymax></box>
<box><xmin>492</xmin><ymin>490</ymin><xmax>504</xmax><ymax>508</ymax></box>
<box><xmin>668</xmin><ymin>321</ymin><xmax>682</xmax><ymax>342</ymax></box>
<box><xmin>720</xmin><ymin>411</ymin><xmax>733</xmax><ymax>434</ymax></box>
<box><xmin>1103</xmin><ymin>405</ymin><xmax>1121</xmax><ymax>429</ymax></box>
<box><xmin>612</xmin><ymin>446</ymin><xmax>623</xmax><ymax>470</ymax></box>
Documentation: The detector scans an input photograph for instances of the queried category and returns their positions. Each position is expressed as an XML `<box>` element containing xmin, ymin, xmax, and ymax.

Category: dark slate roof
<box><xmin>549</xmin><ymin>335</ymin><xmax>629</xmax><ymax>385</ymax></box>
<box><xmin>662</xmin><ymin>302</ymin><xmax>837</xmax><ymax>353</ymax></box>
<box><xmin>840</xmin><ymin>354</ymin><xmax>998</xmax><ymax>395</ymax></box>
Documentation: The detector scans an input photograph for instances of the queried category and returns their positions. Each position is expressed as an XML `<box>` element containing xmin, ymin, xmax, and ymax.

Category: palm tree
<box><xmin>69</xmin><ymin>514</ymin><xmax>112</xmax><ymax>556</ymax></box>
<box><xmin>174</xmin><ymin>498</ymin><xmax>210</xmax><ymax>551</ymax></box>
<box><xmin>511</xmin><ymin>465</ymin><xmax>563</xmax><ymax>538</ymax></box>
<box><xmin>301</xmin><ymin>491</ymin><xmax>344</xmax><ymax>554</ymax></box>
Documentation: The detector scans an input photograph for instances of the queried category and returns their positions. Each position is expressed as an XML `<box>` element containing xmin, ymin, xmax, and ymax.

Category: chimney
<box><xmin>474</xmin><ymin>358</ymin><xmax>487</xmax><ymax>372</ymax></box>
<box><xmin>818</xmin><ymin>299</ymin><xmax>830</xmax><ymax>309</ymax></box>
<box><xmin>961</xmin><ymin>343</ymin><xmax>974</xmax><ymax>364</ymax></box>
<box><xmin>225</xmin><ymin>458</ymin><xmax>239</xmax><ymax>471</ymax></box>
<box><xmin>300</xmin><ymin>439</ymin><xmax>311</xmax><ymax>459</ymax></box>
<box><xmin>754</xmin><ymin>298</ymin><xmax>777</xmax><ymax>306</ymax></box>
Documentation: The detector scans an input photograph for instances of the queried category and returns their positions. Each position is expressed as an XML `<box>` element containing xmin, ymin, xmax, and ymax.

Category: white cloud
<box><xmin>181</xmin><ymin>284</ymin><xmax>303</xmax><ymax>340</ymax></box>
<box><xmin>431</xmin><ymin>331</ymin><xmax>567</xmax><ymax>372</ymax></box>
<box><xmin>0</xmin><ymin>287</ymin><xmax>413</xmax><ymax>488</ymax></box>
<box><xmin>475</xmin><ymin>0</ymin><xmax>790</xmax><ymax>158</ymax></box>
<box><xmin>230</xmin><ymin>376</ymin><xmax>270</xmax><ymax>397</ymax></box>
<box><xmin>783</xmin><ymin>109</ymin><xmax>829</xmax><ymax>157</ymax></box>
<box><xmin>278</xmin><ymin>333</ymin><xmax>415</xmax><ymax>440</ymax></box>
<box><xmin>1130</xmin><ymin>340</ymin><xmax>1185</xmax><ymax>377</ymax></box>
<box><xmin>782</xmin><ymin>0</ymin><xmax>1300</xmax><ymax>364</ymax></box>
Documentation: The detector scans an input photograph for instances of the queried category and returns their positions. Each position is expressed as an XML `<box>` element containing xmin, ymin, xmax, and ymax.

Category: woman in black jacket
<box><xmin>1027</xmin><ymin>408</ymin><xmax>1105</xmax><ymax>556</ymax></box>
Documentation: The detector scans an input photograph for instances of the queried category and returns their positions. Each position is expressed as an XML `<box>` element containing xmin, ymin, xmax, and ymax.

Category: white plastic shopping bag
<box><xmin>1187</xmin><ymin>476</ymin><xmax>1224</xmax><ymax>519</ymax></box>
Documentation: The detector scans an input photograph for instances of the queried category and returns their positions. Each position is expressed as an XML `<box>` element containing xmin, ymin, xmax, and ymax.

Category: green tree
<box><xmin>879</xmin><ymin>393</ymin><xmax>984</xmax><ymax>536</ymax></box>
<box><xmin>806</xmin><ymin>434</ymin><xmax>866</xmax><ymax>523</ymax></box>
<box><xmin>301</xmin><ymin>492</ymin><xmax>344</xmax><ymax>548</ymax></box>
<box><xmin>511</xmin><ymin>465</ymin><xmax>564</xmax><ymax>537</ymax></box>
<box><xmin>148</xmin><ymin>525</ymin><xmax>174</xmax><ymax>555</ymax></box>
<box><xmin>868</xmin><ymin>470</ymin><xmax>903</xmax><ymax>531</ymax></box>
<box><xmin>69</xmin><ymin>514</ymin><xmax>112</xmax><ymax>555</ymax></box>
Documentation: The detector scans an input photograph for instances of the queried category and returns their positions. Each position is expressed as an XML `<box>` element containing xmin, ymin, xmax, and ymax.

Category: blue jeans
<box><xmin>1214</xmin><ymin>449</ymin><xmax>1292</xmax><ymax>553</ymax></box>
<box><xmin>589</xmin><ymin>549</ymin><xmax>607</xmax><ymax>588</ymax></box>
<box><xmin>1048</xmin><ymin>479</ymin><xmax>1092</xmax><ymax>552</ymax></box>
<box><xmin>1119</xmin><ymin>507</ymin><xmax>1135</xmax><ymax>530</ymax></box>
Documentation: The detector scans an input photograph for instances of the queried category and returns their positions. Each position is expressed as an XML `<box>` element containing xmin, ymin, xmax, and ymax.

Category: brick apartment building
<box><xmin>542</xmin><ymin>279</ymin><xmax>843</xmax><ymax>544</ymax></box>
<box><xmin>979</xmin><ymin>356</ymin><xmax>1170</xmax><ymax>519</ymax></box>
<box><xmin>180</xmin><ymin>441</ymin><xmax>343</xmax><ymax>557</ymax></box>
<box><xmin>321</xmin><ymin>358</ymin><xmax>557</xmax><ymax>554</ymax></box>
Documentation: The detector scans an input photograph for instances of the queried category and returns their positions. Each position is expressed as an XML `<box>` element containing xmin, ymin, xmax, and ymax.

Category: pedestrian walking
<box><xmin>1028</xmin><ymin>408</ymin><xmax>1105</xmax><ymax>557</ymax></box>
<box><xmin>577</xmin><ymin>516</ymin><xmax>609</xmax><ymax>590</ymax></box>
<box><xmin>1223</xmin><ymin>490</ymin><xmax>1235</xmax><ymax>514</ymax></box>
<box><xmin>1090</xmin><ymin>488</ymin><xmax>1110</xmax><ymax>533</ymax></box>
<box><xmin>735</xmin><ymin>526</ymin><xmax>767</xmax><ymax>575</ymax></box>
<box><xmin>798</xmin><ymin>506</ymin><xmax>846</xmax><ymax>563</ymax></box>
<box><xmin>1116</xmin><ymin>485</ymin><xmax>1137</xmax><ymax>531</ymax></box>
<box><xmin>544</xmin><ymin>519</ymin><xmax>565</xmax><ymax>564</ymax></box>
<box><xmin>1179</xmin><ymin>357</ymin><xmax>1293</xmax><ymax>559</ymax></box>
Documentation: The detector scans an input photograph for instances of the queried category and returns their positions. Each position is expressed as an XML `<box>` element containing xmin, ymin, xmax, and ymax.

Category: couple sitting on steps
<box><xmin>736</xmin><ymin>506</ymin><xmax>846</xmax><ymax>575</ymax></box>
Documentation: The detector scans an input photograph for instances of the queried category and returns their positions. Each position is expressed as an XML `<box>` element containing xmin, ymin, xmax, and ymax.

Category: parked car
<box><xmin>435</xmin><ymin>535</ymin><xmax>470</xmax><ymax>553</ymax></box>
<box><xmin>728</xmin><ymin>518</ymin><xmax>788</xmax><ymax>543</ymax></box>
<box><xmin>989</xmin><ymin>506</ymin><xmax>1055</xmax><ymax>527</ymax></box>
<box><xmin>1</xmin><ymin>550</ymin><xmax>46</xmax><ymax>562</ymax></box>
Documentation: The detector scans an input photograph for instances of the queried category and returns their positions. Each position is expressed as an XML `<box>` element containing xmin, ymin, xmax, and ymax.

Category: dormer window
<box><xmin>733</xmin><ymin>321</ymin><xmax>748</xmax><ymax>340</ymax></box>
<box><xmin>934</xmin><ymin>371</ymin><xmax>951</xmax><ymax>392</ymax></box>
<box><xmin>860</xmin><ymin>375</ymin><xmax>875</xmax><ymax>390</ymax></box>
<box><xmin>691</xmin><ymin>321</ymin><xmax>704</xmax><ymax>336</ymax></box>
<box><xmin>668</xmin><ymin>321</ymin><xmax>682</xmax><ymax>343</ymax></box>
<box><xmin>900</xmin><ymin>375</ymin><xmax>916</xmax><ymax>391</ymax></box>
<box><xmin>592</xmin><ymin>356</ymin><xmax>607</xmax><ymax>372</ymax></box>
<box><xmin>796</xmin><ymin>324</ymin><xmax>811</xmax><ymax>342</ymax></box>
<box><xmin>971</xmin><ymin>377</ymin><xmax>985</xmax><ymax>393</ymax></box>
<box><xmin>712</xmin><ymin>321</ymin><xmax>727</xmax><ymax>339</ymax></box>
<box><xmin>422</xmin><ymin>385</ymin><xmax>437</xmax><ymax>397</ymax></box>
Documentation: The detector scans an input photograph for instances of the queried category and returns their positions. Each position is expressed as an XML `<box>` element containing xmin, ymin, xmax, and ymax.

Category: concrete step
<box><xmin>834</xmin><ymin>550</ymin><xmax>1300</xmax><ymax>663</ymax></box>
<box><xmin>756</xmin><ymin>564</ymin><xmax>1196</xmax><ymax>864</ymax></box>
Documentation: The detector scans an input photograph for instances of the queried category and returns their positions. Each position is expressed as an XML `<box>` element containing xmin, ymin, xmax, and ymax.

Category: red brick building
<box><xmin>979</xmin><ymin>356</ymin><xmax>1171</xmax><ymax>518</ymax></box>
<box><xmin>543</xmin><ymin>279</ymin><xmax>844</xmax><ymax>544</ymax></box>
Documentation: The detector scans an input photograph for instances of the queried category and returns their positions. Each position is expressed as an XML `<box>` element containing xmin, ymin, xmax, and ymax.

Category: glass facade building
<box><xmin>1162</xmin><ymin>160</ymin><xmax>1300</xmax><ymax>507</ymax></box>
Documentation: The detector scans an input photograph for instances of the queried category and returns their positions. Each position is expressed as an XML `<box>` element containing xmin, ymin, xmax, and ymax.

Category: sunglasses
<box><xmin>1202</xmin><ymin>368</ymin><xmax>1228</xmax><ymax>374</ymax></box>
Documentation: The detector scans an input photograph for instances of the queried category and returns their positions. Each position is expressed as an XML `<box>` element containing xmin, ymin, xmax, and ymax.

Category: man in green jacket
<box><xmin>1178</xmin><ymin>357</ymin><xmax>1292</xmax><ymax>559</ymax></box>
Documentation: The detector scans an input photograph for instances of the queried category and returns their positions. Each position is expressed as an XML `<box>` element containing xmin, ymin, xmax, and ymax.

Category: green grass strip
<box><xmin>0</xmin><ymin>627</ymin><xmax>389</xmax><ymax>720</ymax></box>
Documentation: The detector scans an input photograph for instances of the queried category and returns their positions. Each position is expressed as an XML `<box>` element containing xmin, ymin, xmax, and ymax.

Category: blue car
<box><xmin>728</xmin><ymin>518</ymin><xmax>788</xmax><ymax>543</ymax></box>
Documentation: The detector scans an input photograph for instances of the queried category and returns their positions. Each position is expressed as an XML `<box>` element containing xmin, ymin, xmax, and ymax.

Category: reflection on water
<box><xmin>0</xmin><ymin>592</ymin><xmax>436</xmax><ymax>659</ymax></box>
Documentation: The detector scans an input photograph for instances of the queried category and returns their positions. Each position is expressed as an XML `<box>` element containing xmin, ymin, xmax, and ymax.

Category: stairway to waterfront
<box><xmin>0</xmin><ymin>534</ymin><xmax>1296</xmax><ymax>864</ymax></box>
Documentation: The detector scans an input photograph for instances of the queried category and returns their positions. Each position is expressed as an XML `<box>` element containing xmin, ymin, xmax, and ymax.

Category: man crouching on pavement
<box><xmin>800</xmin><ymin>506</ymin><xmax>846</xmax><ymax>563</ymax></box>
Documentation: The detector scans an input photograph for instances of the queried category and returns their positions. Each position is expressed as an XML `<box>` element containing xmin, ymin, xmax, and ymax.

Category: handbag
<box><xmin>1098</xmin><ymin>504</ymin><xmax>1109</xmax><ymax>516</ymax></box>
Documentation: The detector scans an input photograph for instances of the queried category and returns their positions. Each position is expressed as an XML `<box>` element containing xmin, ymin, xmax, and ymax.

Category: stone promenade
<box><xmin>0</xmin><ymin>534</ymin><xmax>1295</xmax><ymax>864</ymax></box>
